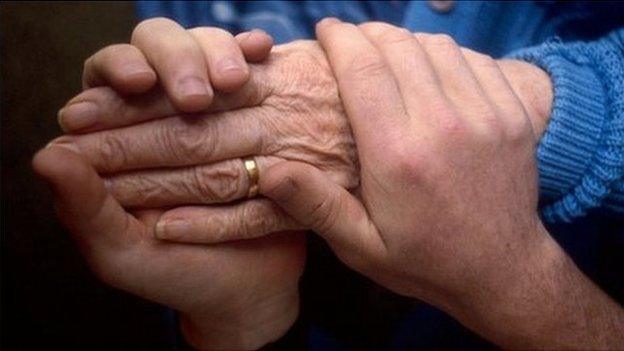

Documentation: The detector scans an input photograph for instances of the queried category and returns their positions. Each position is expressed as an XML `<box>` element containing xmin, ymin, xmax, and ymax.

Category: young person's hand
<box><xmin>258</xmin><ymin>19</ymin><xmax>624</xmax><ymax>349</ymax></box>
<box><xmin>59</xmin><ymin>17</ymin><xmax>274</xmax><ymax>132</ymax></box>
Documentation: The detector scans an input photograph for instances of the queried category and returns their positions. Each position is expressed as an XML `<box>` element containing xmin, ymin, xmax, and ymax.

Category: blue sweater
<box><xmin>136</xmin><ymin>1</ymin><xmax>623</xmax><ymax>350</ymax></box>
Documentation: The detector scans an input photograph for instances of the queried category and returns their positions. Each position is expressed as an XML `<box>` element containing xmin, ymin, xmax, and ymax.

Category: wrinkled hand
<box><xmin>37</xmin><ymin>19</ymin><xmax>306</xmax><ymax>350</ymax></box>
<box><xmin>52</xmin><ymin>38</ymin><xmax>357</xmax><ymax>242</ymax></box>
<box><xmin>258</xmin><ymin>20</ymin><xmax>623</xmax><ymax>349</ymax></box>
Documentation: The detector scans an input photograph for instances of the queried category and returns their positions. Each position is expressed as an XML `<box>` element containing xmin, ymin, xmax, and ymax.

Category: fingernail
<box><xmin>176</xmin><ymin>76</ymin><xmax>208</xmax><ymax>98</ymax></box>
<box><xmin>58</xmin><ymin>101</ymin><xmax>98</xmax><ymax>132</ymax></box>
<box><xmin>155</xmin><ymin>219</ymin><xmax>190</xmax><ymax>240</ymax></box>
<box><xmin>217</xmin><ymin>58</ymin><xmax>244</xmax><ymax>74</ymax></box>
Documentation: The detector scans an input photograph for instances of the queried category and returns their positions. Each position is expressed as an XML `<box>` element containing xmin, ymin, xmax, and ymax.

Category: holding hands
<box><xmin>34</xmin><ymin>18</ymin><xmax>306</xmax><ymax>350</ymax></box>
<box><xmin>33</xmin><ymin>16</ymin><xmax>623</xmax><ymax>350</ymax></box>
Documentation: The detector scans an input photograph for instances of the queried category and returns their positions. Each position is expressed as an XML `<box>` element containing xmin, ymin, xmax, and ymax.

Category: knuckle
<box><xmin>163</xmin><ymin>120</ymin><xmax>215</xmax><ymax>162</ymax></box>
<box><xmin>348</xmin><ymin>55</ymin><xmax>387</xmax><ymax>78</ymax></box>
<box><xmin>358</xmin><ymin>21</ymin><xmax>393</xmax><ymax>36</ymax></box>
<box><xmin>467</xmin><ymin>50</ymin><xmax>497</xmax><ymax>69</ymax></box>
<box><xmin>189</xmin><ymin>161</ymin><xmax>244</xmax><ymax>203</ymax></box>
<box><xmin>479</xmin><ymin>106</ymin><xmax>503</xmax><ymax>131</ymax></box>
<box><xmin>377</xmin><ymin>27</ymin><xmax>414</xmax><ymax>47</ymax></box>
<box><xmin>131</xmin><ymin>17</ymin><xmax>175</xmax><ymax>43</ymax></box>
<box><xmin>473</xmin><ymin>119</ymin><xmax>505</xmax><ymax>145</ymax></box>
<box><xmin>424</xmin><ymin>33</ymin><xmax>458</xmax><ymax>53</ymax></box>
<box><xmin>308</xmin><ymin>194</ymin><xmax>340</xmax><ymax>235</ymax></box>
<box><xmin>504</xmin><ymin>114</ymin><xmax>533</xmax><ymax>144</ymax></box>
<box><xmin>426</xmin><ymin>100</ymin><xmax>466</xmax><ymax>135</ymax></box>
<box><xmin>413</xmin><ymin>32</ymin><xmax>432</xmax><ymax>42</ymax></box>
<box><xmin>96</xmin><ymin>133</ymin><xmax>129</xmax><ymax>171</ymax></box>
<box><xmin>188</xmin><ymin>26</ymin><xmax>231</xmax><ymax>39</ymax></box>
<box><xmin>239</xmin><ymin>202</ymin><xmax>277</xmax><ymax>238</ymax></box>
<box><xmin>386</xmin><ymin>142</ymin><xmax>428</xmax><ymax>182</ymax></box>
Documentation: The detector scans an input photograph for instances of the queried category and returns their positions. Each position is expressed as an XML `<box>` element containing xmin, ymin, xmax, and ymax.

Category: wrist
<box><xmin>180</xmin><ymin>287</ymin><xmax>300</xmax><ymax>350</ymax></box>
<box><xmin>498</xmin><ymin>59</ymin><xmax>553</xmax><ymax>139</ymax></box>
<box><xmin>451</xmin><ymin>222</ymin><xmax>624</xmax><ymax>349</ymax></box>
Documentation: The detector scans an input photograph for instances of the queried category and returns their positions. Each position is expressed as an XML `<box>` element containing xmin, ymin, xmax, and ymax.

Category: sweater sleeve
<box><xmin>508</xmin><ymin>28</ymin><xmax>624</xmax><ymax>223</ymax></box>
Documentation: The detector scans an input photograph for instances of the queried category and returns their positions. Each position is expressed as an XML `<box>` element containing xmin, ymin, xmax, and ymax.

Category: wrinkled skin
<box><xmin>37</xmin><ymin>25</ymin><xmax>314</xmax><ymax>350</ymax></box>
<box><xmin>53</xmin><ymin>39</ymin><xmax>550</xmax><ymax>242</ymax></box>
<box><xmin>41</xmin><ymin>22</ymin><xmax>559</xmax><ymax>348</ymax></box>
<box><xmin>55</xmin><ymin>41</ymin><xmax>357</xmax><ymax>207</ymax></box>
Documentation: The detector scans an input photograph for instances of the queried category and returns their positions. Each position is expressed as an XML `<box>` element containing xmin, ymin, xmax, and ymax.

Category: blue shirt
<box><xmin>136</xmin><ymin>1</ymin><xmax>624</xmax><ymax>349</ymax></box>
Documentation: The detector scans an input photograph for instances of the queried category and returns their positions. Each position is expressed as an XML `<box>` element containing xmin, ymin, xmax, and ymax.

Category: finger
<box><xmin>58</xmin><ymin>87</ymin><xmax>175</xmax><ymax>133</ymax></box>
<box><xmin>358</xmin><ymin>23</ymin><xmax>442</xmax><ymax>122</ymax></box>
<box><xmin>58</xmin><ymin>62</ymin><xmax>272</xmax><ymax>134</ymax></box>
<box><xmin>461</xmin><ymin>48</ymin><xmax>531</xmax><ymax>132</ymax></box>
<box><xmin>106</xmin><ymin>156</ymin><xmax>281</xmax><ymax>208</ymax></box>
<box><xmin>315</xmin><ymin>18</ymin><xmax>408</xmax><ymax>164</ymax></box>
<box><xmin>131</xmin><ymin>17</ymin><xmax>213</xmax><ymax>113</ymax></box>
<box><xmin>260</xmin><ymin>161</ymin><xmax>386</xmax><ymax>269</ymax></box>
<box><xmin>82</xmin><ymin>44</ymin><xmax>157</xmax><ymax>94</ymax></box>
<box><xmin>189</xmin><ymin>27</ymin><xmax>250</xmax><ymax>93</ymax></box>
<box><xmin>31</xmin><ymin>145</ymin><xmax>143</xmax><ymax>250</ymax></box>
<box><xmin>414</xmin><ymin>34</ymin><xmax>488</xmax><ymax>121</ymax></box>
<box><xmin>51</xmin><ymin>107</ymin><xmax>269</xmax><ymax>173</ymax></box>
<box><xmin>154</xmin><ymin>199</ymin><xmax>301</xmax><ymax>244</ymax></box>
<box><xmin>235</xmin><ymin>29</ymin><xmax>274</xmax><ymax>62</ymax></box>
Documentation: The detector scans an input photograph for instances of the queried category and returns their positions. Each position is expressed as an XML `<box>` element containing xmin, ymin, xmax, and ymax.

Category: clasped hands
<box><xmin>34</xmin><ymin>17</ymin><xmax>570</xmax><ymax>349</ymax></box>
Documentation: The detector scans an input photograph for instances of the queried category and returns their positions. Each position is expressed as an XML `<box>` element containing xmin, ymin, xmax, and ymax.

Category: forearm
<box><xmin>454</xmin><ymin>223</ymin><xmax>624</xmax><ymax>349</ymax></box>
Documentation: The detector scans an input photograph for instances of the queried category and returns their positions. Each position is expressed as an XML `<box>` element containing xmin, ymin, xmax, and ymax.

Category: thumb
<box><xmin>32</xmin><ymin>144</ymin><xmax>141</xmax><ymax>250</ymax></box>
<box><xmin>259</xmin><ymin>161</ymin><xmax>386</xmax><ymax>266</ymax></box>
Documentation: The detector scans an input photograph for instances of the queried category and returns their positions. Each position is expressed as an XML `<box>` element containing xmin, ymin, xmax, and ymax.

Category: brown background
<box><xmin>1</xmin><ymin>2</ymin><xmax>172</xmax><ymax>348</ymax></box>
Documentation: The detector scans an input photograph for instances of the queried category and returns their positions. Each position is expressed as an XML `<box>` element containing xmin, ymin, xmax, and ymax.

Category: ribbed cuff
<box><xmin>509</xmin><ymin>33</ymin><xmax>624</xmax><ymax>223</ymax></box>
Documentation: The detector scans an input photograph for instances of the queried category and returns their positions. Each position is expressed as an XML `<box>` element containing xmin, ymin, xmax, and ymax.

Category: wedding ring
<box><xmin>243</xmin><ymin>157</ymin><xmax>259</xmax><ymax>198</ymax></box>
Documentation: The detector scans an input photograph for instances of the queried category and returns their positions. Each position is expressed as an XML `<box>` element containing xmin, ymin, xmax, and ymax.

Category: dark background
<box><xmin>1</xmin><ymin>2</ymin><xmax>173</xmax><ymax>348</ymax></box>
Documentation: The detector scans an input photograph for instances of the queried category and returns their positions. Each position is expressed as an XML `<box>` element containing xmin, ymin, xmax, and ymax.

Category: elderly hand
<box><xmin>52</xmin><ymin>21</ymin><xmax>552</xmax><ymax>245</ymax></box>
<box><xmin>35</xmin><ymin>20</ymin><xmax>306</xmax><ymax>350</ymax></box>
<box><xmin>52</xmin><ymin>38</ymin><xmax>357</xmax><ymax>242</ymax></box>
<box><xmin>258</xmin><ymin>20</ymin><xmax>624</xmax><ymax>349</ymax></box>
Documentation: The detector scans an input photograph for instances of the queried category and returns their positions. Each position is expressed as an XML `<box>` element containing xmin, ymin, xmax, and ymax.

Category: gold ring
<box><xmin>243</xmin><ymin>157</ymin><xmax>259</xmax><ymax>198</ymax></box>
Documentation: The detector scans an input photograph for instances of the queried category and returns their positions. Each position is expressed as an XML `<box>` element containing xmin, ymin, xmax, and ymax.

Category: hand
<box><xmin>37</xmin><ymin>20</ymin><xmax>305</xmax><ymax>350</ymax></box>
<box><xmin>50</xmin><ymin>38</ymin><xmax>357</xmax><ymax>243</ymax></box>
<box><xmin>257</xmin><ymin>20</ymin><xmax>624</xmax><ymax>349</ymax></box>
<box><xmin>50</xmin><ymin>26</ymin><xmax>551</xmax><ymax>245</ymax></box>
<box><xmin>59</xmin><ymin>17</ymin><xmax>274</xmax><ymax>131</ymax></box>
<box><xmin>32</xmin><ymin>145</ymin><xmax>305</xmax><ymax>350</ymax></box>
